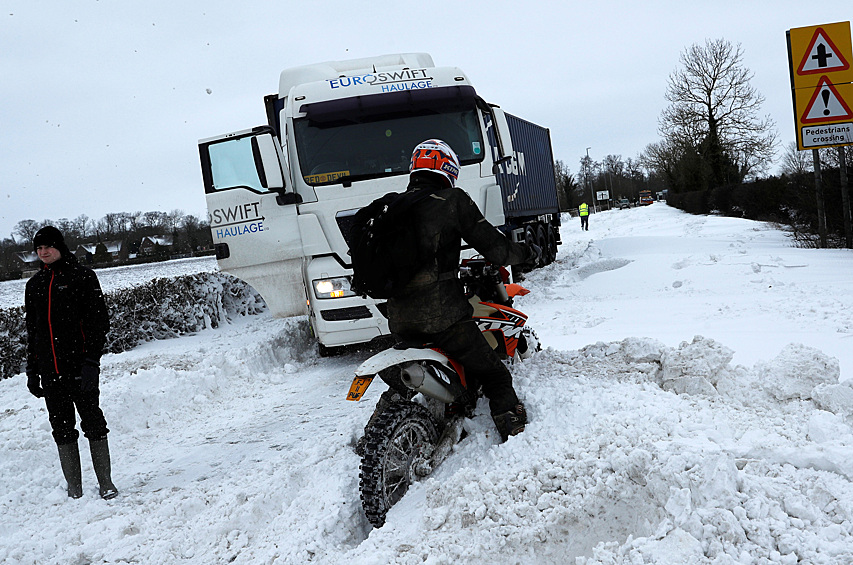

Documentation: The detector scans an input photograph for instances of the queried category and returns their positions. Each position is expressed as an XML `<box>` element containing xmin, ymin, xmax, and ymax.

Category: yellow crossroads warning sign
<box><xmin>790</xmin><ymin>22</ymin><xmax>853</xmax><ymax>88</ymax></box>
<box><xmin>788</xmin><ymin>21</ymin><xmax>853</xmax><ymax>149</ymax></box>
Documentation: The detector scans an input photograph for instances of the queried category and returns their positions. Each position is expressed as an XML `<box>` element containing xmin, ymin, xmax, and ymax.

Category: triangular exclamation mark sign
<box><xmin>798</xmin><ymin>28</ymin><xmax>851</xmax><ymax>74</ymax></box>
<box><xmin>801</xmin><ymin>76</ymin><xmax>853</xmax><ymax>123</ymax></box>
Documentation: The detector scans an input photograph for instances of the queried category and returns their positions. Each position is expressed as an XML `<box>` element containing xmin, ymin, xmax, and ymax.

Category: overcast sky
<box><xmin>2</xmin><ymin>1</ymin><xmax>850</xmax><ymax>241</ymax></box>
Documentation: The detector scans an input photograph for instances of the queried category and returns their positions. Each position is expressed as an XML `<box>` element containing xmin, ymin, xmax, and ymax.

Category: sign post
<box><xmin>787</xmin><ymin>21</ymin><xmax>853</xmax><ymax>247</ymax></box>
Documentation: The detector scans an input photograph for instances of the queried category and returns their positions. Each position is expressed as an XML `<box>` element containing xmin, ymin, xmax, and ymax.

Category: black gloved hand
<box><xmin>526</xmin><ymin>243</ymin><xmax>543</xmax><ymax>269</ymax></box>
<box><xmin>79</xmin><ymin>359</ymin><xmax>100</xmax><ymax>393</ymax></box>
<box><xmin>26</xmin><ymin>371</ymin><xmax>44</xmax><ymax>398</ymax></box>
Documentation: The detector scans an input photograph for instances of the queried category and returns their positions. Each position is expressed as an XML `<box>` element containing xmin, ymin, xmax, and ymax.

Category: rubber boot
<box><xmin>89</xmin><ymin>438</ymin><xmax>118</xmax><ymax>499</ymax></box>
<box><xmin>57</xmin><ymin>442</ymin><xmax>83</xmax><ymax>499</ymax></box>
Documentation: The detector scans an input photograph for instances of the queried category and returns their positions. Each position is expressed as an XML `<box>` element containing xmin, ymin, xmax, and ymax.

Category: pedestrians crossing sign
<box><xmin>799</xmin><ymin>77</ymin><xmax>853</xmax><ymax>123</ymax></box>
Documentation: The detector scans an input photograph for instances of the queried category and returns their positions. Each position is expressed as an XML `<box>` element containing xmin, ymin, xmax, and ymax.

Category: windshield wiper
<box><xmin>339</xmin><ymin>170</ymin><xmax>402</xmax><ymax>187</ymax></box>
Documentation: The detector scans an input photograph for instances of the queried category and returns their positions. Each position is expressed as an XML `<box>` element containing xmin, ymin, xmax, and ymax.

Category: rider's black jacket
<box><xmin>386</xmin><ymin>172</ymin><xmax>533</xmax><ymax>335</ymax></box>
<box><xmin>25</xmin><ymin>255</ymin><xmax>110</xmax><ymax>379</ymax></box>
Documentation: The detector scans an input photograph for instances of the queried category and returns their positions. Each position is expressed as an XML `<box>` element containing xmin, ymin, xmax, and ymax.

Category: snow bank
<box><xmin>348</xmin><ymin>338</ymin><xmax>853</xmax><ymax>564</ymax></box>
<box><xmin>3</xmin><ymin>206</ymin><xmax>853</xmax><ymax>564</ymax></box>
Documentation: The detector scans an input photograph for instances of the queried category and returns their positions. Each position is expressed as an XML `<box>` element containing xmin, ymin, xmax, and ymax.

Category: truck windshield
<box><xmin>294</xmin><ymin>108</ymin><xmax>484</xmax><ymax>186</ymax></box>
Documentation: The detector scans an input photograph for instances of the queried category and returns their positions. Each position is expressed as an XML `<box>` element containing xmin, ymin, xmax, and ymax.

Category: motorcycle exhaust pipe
<box><xmin>494</xmin><ymin>281</ymin><xmax>509</xmax><ymax>303</ymax></box>
<box><xmin>400</xmin><ymin>362</ymin><xmax>458</xmax><ymax>403</ymax></box>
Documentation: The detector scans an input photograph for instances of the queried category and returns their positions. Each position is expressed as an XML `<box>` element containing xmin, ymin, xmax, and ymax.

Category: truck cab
<box><xmin>199</xmin><ymin>53</ymin><xmax>558</xmax><ymax>353</ymax></box>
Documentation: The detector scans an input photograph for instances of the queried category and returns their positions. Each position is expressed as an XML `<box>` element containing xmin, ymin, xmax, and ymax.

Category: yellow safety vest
<box><xmin>579</xmin><ymin>203</ymin><xmax>589</xmax><ymax>216</ymax></box>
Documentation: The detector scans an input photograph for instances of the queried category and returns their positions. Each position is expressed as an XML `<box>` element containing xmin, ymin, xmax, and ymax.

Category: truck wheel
<box><xmin>546</xmin><ymin>225</ymin><xmax>558</xmax><ymax>263</ymax></box>
<box><xmin>535</xmin><ymin>225</ymin><xmax>548</xmax><ymax>265</ymax></box>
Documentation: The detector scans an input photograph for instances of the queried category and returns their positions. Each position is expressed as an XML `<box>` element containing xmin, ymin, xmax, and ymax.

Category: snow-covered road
<box><xmin>3</xmin><ymin>204</ymin><xmax>853</xmax><ymax>564</ymax></box>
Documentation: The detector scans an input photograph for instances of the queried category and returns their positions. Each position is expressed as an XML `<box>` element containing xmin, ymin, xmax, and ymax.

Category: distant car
<box><xmin>619</xmin><ymin>198</ymin><xmax>630</xmax><ymax>209</ymax></box>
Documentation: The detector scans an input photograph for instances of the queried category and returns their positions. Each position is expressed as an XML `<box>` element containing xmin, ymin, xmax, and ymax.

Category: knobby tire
<box><xmin>359</xmin><ymin>401</ymin><xmax>438</xmax><ymax>528</ymax></box>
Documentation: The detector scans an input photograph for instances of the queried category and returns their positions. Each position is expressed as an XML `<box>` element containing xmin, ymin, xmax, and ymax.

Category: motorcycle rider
<box><xmin>380</xmin><ymin>139</ymin><xmax>540</xmax><ymax>442</ymax></box>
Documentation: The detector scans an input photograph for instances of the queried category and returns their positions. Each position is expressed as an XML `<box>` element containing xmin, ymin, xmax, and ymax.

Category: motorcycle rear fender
<box><xmin>505</xmin><ymin>283</ymin><xmax>530</xmax><ymax>298</ymax></box>
<box><xmin>355</xmin><ymin>347</ymin><xmax>453</xmax><ymax>378</ymax></box>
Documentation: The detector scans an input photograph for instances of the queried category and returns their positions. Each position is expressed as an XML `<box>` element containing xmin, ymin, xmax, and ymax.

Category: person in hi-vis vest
<box><xmin>579</xmin><ymin>202</ymin><xmax>589</xmax><ymax>231</ymax></box>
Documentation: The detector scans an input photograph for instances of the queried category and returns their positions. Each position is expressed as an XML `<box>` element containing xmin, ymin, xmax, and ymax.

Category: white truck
<box><xmin>199</xmin><ymin>53</ymin><xmax>561</xmax><ymax>354</ymax></box>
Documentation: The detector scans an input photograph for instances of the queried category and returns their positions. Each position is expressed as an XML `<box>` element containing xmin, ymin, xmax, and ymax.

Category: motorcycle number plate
<box><xmin>347</xmin><ymin>376</ymin><xmax>374</xmax><ymax>401</ymax></box>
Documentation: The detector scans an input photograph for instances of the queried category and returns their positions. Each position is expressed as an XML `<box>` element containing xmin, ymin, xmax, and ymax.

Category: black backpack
<box><xmin>348</xmin><ymin>188</ymin><xmax>438</xmax><ymax>299</ymax></box>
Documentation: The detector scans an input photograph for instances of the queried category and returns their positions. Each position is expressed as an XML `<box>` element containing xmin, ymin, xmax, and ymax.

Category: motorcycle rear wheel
<box><xmin>359</xmin><ymin>401</ymin><xmax>439</xmax><ymax>528</ymax></box>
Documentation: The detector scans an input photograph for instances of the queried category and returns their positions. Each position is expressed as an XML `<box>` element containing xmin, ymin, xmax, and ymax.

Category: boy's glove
<box><xmin>79</xmin><ymin>359</ymin><xmax>100</xmax><ymax>393</ymax></box>
<box><xmin>26</xmin><ymin>370</ymin><xmax>44</xmax><ymax>398</ymax></box>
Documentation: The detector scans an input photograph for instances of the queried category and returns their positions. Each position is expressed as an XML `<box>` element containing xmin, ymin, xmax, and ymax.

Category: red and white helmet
<box><xmin>409</xmin><ymin>139</ymin><xmax>460</xmax><ymax>187</ymax></box>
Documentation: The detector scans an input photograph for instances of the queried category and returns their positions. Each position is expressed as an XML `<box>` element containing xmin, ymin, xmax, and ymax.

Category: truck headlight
<box><xmin>313</xmin><ymin>277</ymin><xmax>357</xmax><ymax>299</ymax></box>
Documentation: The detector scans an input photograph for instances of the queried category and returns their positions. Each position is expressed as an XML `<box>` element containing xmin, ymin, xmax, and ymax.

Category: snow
<box><xmin>3</xmin><ymin>204</ymin><xmax>853</xmax><ymax>564</ymax></box>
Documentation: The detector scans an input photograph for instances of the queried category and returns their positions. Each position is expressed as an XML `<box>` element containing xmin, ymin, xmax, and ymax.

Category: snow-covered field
<box><xmin>3</xmin><ymin>204</ymin><xmax>853</xmax><ymax>564</ymax></box>
<box><xmin>0</xmin><ymin>255</ymin><xmax>218</xmax><ymax>308</ymax></box>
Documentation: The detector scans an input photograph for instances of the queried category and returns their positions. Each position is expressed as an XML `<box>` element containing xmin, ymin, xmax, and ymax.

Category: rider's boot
<box><xmin>492</xmin><ymin>403</ymin><xmax>527</xmax><ymax>443</ymax></box>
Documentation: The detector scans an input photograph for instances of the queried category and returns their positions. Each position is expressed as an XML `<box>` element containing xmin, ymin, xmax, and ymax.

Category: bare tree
<box><xmin>165</xmin><ymin>209</ymin><xmax>185</xmax><ymax>233</ymax></box>
<box><xmin>578</xmin><ymin>153</ymin><xmax>595</xmax><ymax>205</ymax></box>
<box><xmin>780</xmin><ymin>142</ymin><xmax>811</xmax><ymax>176</ymax></box>
<box><xmin>143</xmin><ymin>211</ymin><xmax>168</xmax><ymax>233</ymax></box>
<box><xmin>660</xmin><ymin>38</ymin><xmax>777</xmax><ymax>186</ymax></box>
<box><xmin>72</xmin><ymin>215</ymin><xmax>91</xmax><ymax>239</ymax></box>
<box><xmin>554</xmin><ymin>160</ymin><xmax>578</xmax><ymax>210</ymax></box>
<box><xmin>601</xmin><ymin>154</ymin><xmax>624</xmax><ymax>195</ymax></box>
<box><xmin>127</xmin><ymin>211</ymin><xmax>144</xmax><ymax>232</ymax></box>
<box><xmin>624</xmin><ymin>157</ymin><xmax>644</xmax><ymax>199</ymax></box>
<box><xmin>13</xmin><ymin>219</ymin><xmax>40</xmax><ymax>244</ymax></box>
<box><xmin>95</xmin><ymin>213</ymin><xmax>126</xmax><ymax>240</ymax></box>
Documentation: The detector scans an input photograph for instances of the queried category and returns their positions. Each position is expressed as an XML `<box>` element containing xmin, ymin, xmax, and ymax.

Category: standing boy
<box><xmin>25</xmin><ymin>226</ymin><xmax>118</xmax><ymax>499</ymax></box>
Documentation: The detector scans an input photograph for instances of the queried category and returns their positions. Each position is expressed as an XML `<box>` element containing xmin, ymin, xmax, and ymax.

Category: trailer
<box><xmin>198</xmin><ymin>53</ymin><xmax>561</xmax><ymax>353</ymax></box>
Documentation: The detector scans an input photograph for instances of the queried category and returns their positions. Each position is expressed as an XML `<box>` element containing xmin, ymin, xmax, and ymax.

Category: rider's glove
<box><xmin>525</xmin><ymin>243</ymin><xmax>542</xmax><ymax>269</ymax></box>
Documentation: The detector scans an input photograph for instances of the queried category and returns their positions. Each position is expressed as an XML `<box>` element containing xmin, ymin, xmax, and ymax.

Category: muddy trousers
<box><xmin>396</xmin><ymin>319</ymin><xmax>520</xmax><ymax>415</ymax></box>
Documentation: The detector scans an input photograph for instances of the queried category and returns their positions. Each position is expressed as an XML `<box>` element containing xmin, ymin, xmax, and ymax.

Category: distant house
<box><xmin>14</xmin><ymin>251</ymin><xmax>40</xmax><ymax>278</ymax></box>
<box><xmin>15</xmin><ymin>251</ymin><xmax>40</xmax><ymax>269</ymax></box>
<box><xmin>75</xmin><ymin>245</ymin><xmax>94</xmax><ymax>264</ymax></box>
<box><xmin>76</xmin><ymin>240</ymin><xmax>127</xmax><ymax>264</ymax></box>
<box><xmin>138</xmin><ymin>235</ymin><xmax>174</xmax><ymax>256</ymax></box>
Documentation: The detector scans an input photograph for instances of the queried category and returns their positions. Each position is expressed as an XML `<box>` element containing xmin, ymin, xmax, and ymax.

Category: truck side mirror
<box><xmin>491</xmin><ymin>107</ymin><xmax>514</xmax><ymax>162</ymax></box>
<box><xmin>251</xmin><ymin>133</ymin><xmax>286</xmax><ymax>191</ymax></box>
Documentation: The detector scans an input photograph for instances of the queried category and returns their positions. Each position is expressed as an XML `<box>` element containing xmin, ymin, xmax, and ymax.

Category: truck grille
<box><xmin>320</xmin><ymin>306</ymin><xmax>372</xmax><ymax>321</ymax></box>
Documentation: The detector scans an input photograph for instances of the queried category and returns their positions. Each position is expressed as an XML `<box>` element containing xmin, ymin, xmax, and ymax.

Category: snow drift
<box><xmin>2</xmin><ymin>205</ymin><xmax>853</xmax><ymax>564</ymax></box>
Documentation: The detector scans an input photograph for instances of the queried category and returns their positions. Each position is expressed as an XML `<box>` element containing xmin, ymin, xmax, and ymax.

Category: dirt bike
<box><xmin>346</xmin><ymin>259</ymin><xmax>540</xmax><ymax>528</ymax></box>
